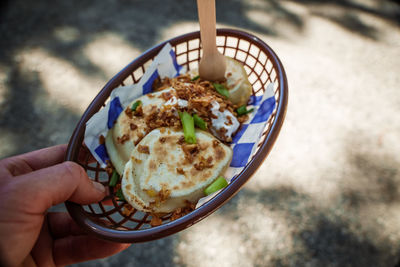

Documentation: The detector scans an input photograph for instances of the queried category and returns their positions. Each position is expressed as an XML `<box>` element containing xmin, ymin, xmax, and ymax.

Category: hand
<box><xmin>0</xmin><ymin>145</ymin><xmax>130</xmax><ymax>266</ymax></box>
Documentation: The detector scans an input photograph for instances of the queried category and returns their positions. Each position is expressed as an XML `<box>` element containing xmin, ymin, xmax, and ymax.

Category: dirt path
<box><xmin>1</xmin><ymin>0</ymin><xmax>400</xmax><ymax>266</ymax></box>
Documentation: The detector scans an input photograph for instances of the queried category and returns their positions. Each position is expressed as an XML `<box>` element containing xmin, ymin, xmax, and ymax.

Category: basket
<box><xmin>65</xmin><ymin>28</ymin><xmax>288</xmax><ymax>243</ymax></box>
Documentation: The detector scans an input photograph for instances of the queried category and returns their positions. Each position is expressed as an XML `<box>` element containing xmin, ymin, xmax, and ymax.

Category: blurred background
<box><xmin>1</xmin><ymin>0</ymin><xmax>400</xmax><ymax>266</ymax></box>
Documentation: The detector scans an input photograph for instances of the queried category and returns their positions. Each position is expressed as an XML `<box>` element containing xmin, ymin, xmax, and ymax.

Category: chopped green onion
<box><xmin>131</xmin><ymin>100</ymin><xmax>142</xmax><ymax>111</ymax></box>
<box><xmin>236</xmin><ymin>105</ymin><xmax>254</xmax><ymax>116</ymax></box>
<box><xmin>213</xmin><ymin>83</ymin><xmax>230</xmax><ymax>98</ymax></box>
<box><xmin>193</xmin><ymin>114</ymin><xmax>207</xmax><ymax>130</ymax></box>
<box><xmin>115</xmin><ymin>188</ymin><xmax>125</xmax><ymax>201</ymax></box>
<box><xmin>179</xmin><ymin>111</ymin><xmax>196</xmax><ymax>144</ymax></box>
<box><xmin>109</xmin><ymin>170</ymin><xmax>119</xmax><ymax>187</ymax></box>
<box><xmin>191</xmin><ymin>75</ymin><xmax>200</xmax><ymax>81</ymax></box>
<box><xmin>204</xmin><ymin>176</ymin><xmax>228</xmax><ymax>196</ymax></box>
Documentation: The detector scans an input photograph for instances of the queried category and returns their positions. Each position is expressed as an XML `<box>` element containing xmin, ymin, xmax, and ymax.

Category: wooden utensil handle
<box><xmin>197</xmin><ymin>0</ymin><xmax>218</xmax><ymax>55</ymax></box>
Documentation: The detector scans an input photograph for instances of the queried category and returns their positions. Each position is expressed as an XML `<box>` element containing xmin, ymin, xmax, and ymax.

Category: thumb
<box><xmin>12</xmin><ymin>161</ymin><xmax>106</xmax><ymax>213</ymax></box>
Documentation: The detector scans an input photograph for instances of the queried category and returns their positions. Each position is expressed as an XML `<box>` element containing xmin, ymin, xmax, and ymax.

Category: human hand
<box><xmin>0</xmin><ymin>145</ymin><xmax>130</xmax><ymax>266</ymax></box>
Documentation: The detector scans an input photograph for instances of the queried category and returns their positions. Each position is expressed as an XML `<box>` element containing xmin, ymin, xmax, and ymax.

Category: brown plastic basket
<box><xmin>65</xmin><ymin>28</ymin><xmax>288</xmax><ymax>243</ymax></box>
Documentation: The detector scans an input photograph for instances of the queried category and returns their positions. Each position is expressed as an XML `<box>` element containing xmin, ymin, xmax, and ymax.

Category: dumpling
<box><xmin>187</xmin><ymin>56</ymin><xmax>252</xmax><ymax>106</ymax></box>
<box><xmin>121</xmin><ymin>127</ymin><xmax>232</xmax><ymax>213</ymax></box>
<box><xmin>105</xmin><ymin>88</ymin><xmax>174</xmax><ymax>174</ymax></box>
<box><xmin>224</xmin><ymin>57</ymin><xmax>252</xmax><ymax>106</ymax></box>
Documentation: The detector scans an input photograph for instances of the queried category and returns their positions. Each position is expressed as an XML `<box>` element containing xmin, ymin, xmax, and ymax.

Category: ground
<box><xmin>1</xmin><ymin>0</ymin><xmax>400</xmax><ymax>266</ymax></box>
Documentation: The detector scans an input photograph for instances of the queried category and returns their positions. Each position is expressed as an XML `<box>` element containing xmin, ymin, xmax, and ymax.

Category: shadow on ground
<box><xmin>1</xmin><ymin>0</ymin><xmax>398</xmax><ymax>157</ymax></box>
<box><xmin>77</xmin><ymin>236</ymin><xmax>180</xmax><ymax>267</ymax></box>
<box><xmin>1</xmin><ymin>0</ymin><xmax>400</xmax><ymax>266</ymax></box>
<box><xmin>215</xmin><ymin>131</ymin><xmax>400</xmax><ymax>266</ymax></box>
<box><xmin>0</xmin><ymin>66</ymin><xmax>82</xmax><ymax>156</ymax></box>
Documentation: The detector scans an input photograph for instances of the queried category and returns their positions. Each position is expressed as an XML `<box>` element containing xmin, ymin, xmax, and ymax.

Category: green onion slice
<box><xmin>131</xmin><ymin>100</ymin><xmax>142</xmax><ymax>111</ymax></box>
<box><xmin>191</xmin><ymin>75</ymin><xmax>200</xmax><ymax>81</ymax></box>
<box><xmin>213</xmin><ymin>83</ymin><xmax>230</xmax><ymax>98</ymax></box>
<box><xmin>179</xmin><ymin>111</ymin><xmax>196</xmax><ymax>144</ymax></box>
<box><xmin>204</xmin><ymin>176</ymin><xmax>228</xmax><ymax>196</ymax></box>
<box><xmin>115</xmin><ymin>188</ymin><xmax>125</xmax><ymax>201</ymax></box>
<box><xmin>236</xmin><ymin>105</ymin><xmax>254</xmax><ymax>116</ymax></box>
<box><xmin>193</xmin><ymin>114</ymin><xmax>207</xmax><ymax>130</ymax></box>
<box><xmin>109</xmin><ymin>170</ymin><xmax>119</xmax><ymax>187</ymax></box>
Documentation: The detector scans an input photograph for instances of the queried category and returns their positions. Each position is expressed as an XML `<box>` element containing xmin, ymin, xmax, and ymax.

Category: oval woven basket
<box><xmin>65</xmin><ymin>28</ymin><xmax>288</xmax><ymax>243</ymax></box>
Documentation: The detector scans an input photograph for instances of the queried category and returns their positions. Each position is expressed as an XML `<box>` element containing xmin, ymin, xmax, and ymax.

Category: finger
<box><xmin>13</xmin><ymin>161</ymin><xmax>106</xmax><ymax>213</ymax></box>
<box><xmin>47</xmin><ymin>212</ymin><xmax>86</xmax><ymax>239</ymax></box>
<box><xmin>31</xmin><ymin>214</ymin><xmax>54</xmax><ymax>267</ymax></box>
<box><xmin>1</xmin><ymin>145</ymin><xmax>67</xmax><ymax>176</ymax></box>
<box><xmin>53</xmin><ymin>235</ymin><xmax>130</xmax><ymax>266</ymax></box>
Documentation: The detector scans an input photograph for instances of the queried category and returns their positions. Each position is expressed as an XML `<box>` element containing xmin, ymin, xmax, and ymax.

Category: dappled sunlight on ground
<box><xmin>83</xmin><ymin>32</ymin><xmax>141</xmax><ymax>78</ymax></box>
<box><xmin>16</xmin><ymin>47</ymin><xmax>104</xmax><ymax>112</ymax></box>
<box><xmin>53</xmin><ymin>26</ymin><xmax>81</xmax><ymax>44</ymax></box>
<box><xmin>177</xmin><ymin>215</ymin><xmax>251</xmax><ymax>267</ymax></box>
<box><xmin>0</xmin><ymin>65</ymin><xmax>7</xmax><ymax>107</ymax></box>
<box><xmin>160</xmin><ymin>22</ymin><xmax>199</xmax><ymax>42</ymax></box>
<box><xmin>177</xmin><ymin>197</ymin><xmax>295</xmax><ymax>267</ymax></box>
<box><xmin>0</xmin><ymin>131</ymin><xmax>17</xmax><ymax>157</ymax></box>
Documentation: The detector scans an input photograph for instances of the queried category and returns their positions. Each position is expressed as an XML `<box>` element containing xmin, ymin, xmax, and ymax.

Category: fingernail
<box><xmin>92</xmin><ymin>181</ymin><xmax>106</xmax><ymax>193</ymax></box>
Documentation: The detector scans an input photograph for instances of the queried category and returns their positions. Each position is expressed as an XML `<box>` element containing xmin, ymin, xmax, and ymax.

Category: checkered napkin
<box><xmin>84</xmin><ymin>42</ymin><xmax>275</xmax><ymax>184</ymax></box>
<box><xmin>223</xmin><ymin>83</ymin><xmax>275</xmax><ymax>180</ymax></box>
<box><xmin>85</xmin><ymin>43</ymin><xmax>184</xmax><ymax>166</ymax></box>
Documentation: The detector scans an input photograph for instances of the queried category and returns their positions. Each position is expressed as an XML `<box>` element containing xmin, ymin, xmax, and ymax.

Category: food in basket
<box><xmin>104</xmin><ymin>58</ymin><xmax>253</xmax><ymax>215</ymax></box>
<box><xmin>188</xmin><ymin>57</ymin><xmax>252</xmax><ymax>106</ymax></box>
<box><xmin>122</xmin><ymin>128</ymin><xmax>232</xmax><ymax>213</ymax></box>
<box><xmin>105</xmin><ymin>88</ymin><xmax>176</xmax><ymax>175</ymax></box>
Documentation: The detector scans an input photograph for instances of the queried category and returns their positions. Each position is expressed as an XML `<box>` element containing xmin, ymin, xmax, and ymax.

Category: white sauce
<box><xmin>161</xmin><ymin>92</ymin><xmax>238</xmax><ymax>141</ymax></box>
<box><xmin>164</xmin><ymin>96</ymin><xmax>188</xmax><ymax>108</ymax></box>
<box><xmin>210</xmin><ymin>101</ymin><xmax>240</xmax><ymax>140</ymax></box>
<box><xmin>177</xmin><ymin>99</ymin><xmax>188</xmax><ymax>108</ymax></box>
<box><xmin>164</xmin><ymin>96</ymin><xmax>177</xmax><ymax>106</ymax></box>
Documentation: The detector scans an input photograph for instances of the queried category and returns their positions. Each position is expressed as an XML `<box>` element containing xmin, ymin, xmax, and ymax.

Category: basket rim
<box><xmin>65</xmin><ymin>28</ymin><xmax>288</xmax><ymax>243</ymax></box>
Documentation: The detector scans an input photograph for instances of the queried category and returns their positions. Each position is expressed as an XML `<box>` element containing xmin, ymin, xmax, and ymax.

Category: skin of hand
<box><xmin>0</xmin><ymin>144</ymin><xmax>130</xmax><ymax>266</ymax></box>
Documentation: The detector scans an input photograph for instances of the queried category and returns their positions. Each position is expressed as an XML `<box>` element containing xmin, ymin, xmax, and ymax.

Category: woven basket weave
<box><xmin>65</xmin><ymin>28</ymin><xmax>288</xmax><ymax>243</ymax></box>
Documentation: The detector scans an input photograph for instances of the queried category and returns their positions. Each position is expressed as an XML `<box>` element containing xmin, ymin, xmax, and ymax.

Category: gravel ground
<box><xmin>1</xmin><ymin>0</ymin><xmax>400</xmax><ymax>266</ymax></box>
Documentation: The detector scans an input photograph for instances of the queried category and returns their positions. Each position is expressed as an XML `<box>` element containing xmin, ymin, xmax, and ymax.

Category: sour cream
<box><xmin>164</xmin><ymin>96</ymin><xmax>188</xmax><ymax>108</ymax></box>
<box><xmin>210</xmin><ymin>101</ymin><xmax>240</xmax><ymax>141</ymax></box>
